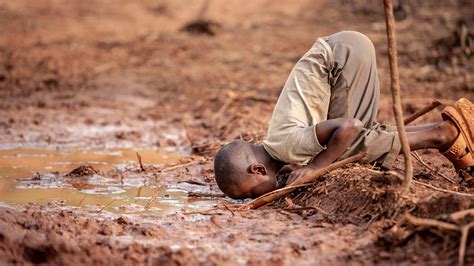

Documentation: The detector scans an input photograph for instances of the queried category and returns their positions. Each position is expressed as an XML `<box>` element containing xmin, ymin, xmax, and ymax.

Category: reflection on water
<box><xmin>0</xmin><ymin>149</ymin><xmax>216</xmax><ymax>215</ymax></box>
<box><xmin>0</xmin><ymin>149</ymin><xmax>176</xmax><ymax>178</ymax></box>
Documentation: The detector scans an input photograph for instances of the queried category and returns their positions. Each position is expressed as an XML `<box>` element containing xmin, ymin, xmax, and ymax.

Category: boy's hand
<box><xmin>286</xmin><ymin>166</ymin><xmax>313</xmax><ymax>185</ymax></box>
<box><xmin>275</xmin><ymin>164</ymin><xmax>301</xmax><ymax>188</ymax></box>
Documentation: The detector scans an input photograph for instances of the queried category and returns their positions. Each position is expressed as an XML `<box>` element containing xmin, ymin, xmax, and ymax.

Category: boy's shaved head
<box><xmin>214</xmin><ymin>140</ymin><xmax>281</xmax><ymax>199</ymax></box>
<box><xmin>214</xmin><ymin>140</ymin><xmax>255</xmax><ymax>198</ymax></box>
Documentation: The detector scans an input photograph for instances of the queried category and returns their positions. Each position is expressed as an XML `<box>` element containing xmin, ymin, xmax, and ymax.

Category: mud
<box><xmin>0</xmin><ymin>0</ymin><xmax>473</xmax><ymax>265</ymax></box>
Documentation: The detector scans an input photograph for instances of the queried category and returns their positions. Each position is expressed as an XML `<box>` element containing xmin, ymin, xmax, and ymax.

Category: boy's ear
<box><xmin>249</xmin><ymin>163</ymin><xmax>267</xmax><ymax>175</ymax></box>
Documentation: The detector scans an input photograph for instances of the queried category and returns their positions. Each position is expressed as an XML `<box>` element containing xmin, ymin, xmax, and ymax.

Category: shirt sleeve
<box><xmin>264</xmin><ymin>123</ymin><xmax>327</xmax><ymax>165</ymax></box>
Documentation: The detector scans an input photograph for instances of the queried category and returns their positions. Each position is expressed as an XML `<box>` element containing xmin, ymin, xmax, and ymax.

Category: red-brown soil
<box><xmin>0</xmin><ymin>0</ymin><xmax>473</xmax><ymax>265</ymax></box>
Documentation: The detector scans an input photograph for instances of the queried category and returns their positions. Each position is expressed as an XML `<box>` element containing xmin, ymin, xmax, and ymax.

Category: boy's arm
<box><xmin>284</xmin><ymin>118</ymin><xmax>363</xmax><ymax>185</ymax></box>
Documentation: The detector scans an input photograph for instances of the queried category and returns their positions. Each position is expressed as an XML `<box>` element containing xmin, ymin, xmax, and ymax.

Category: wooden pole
<box><xmin>383</xmin><ymin>0</ymin><xmax>413</xmax><ymax>193</ymax></box>
<box><xmin>404</xmin><ymin>100</ymin><xmax>442</xmax><ymax>125</ymax></box>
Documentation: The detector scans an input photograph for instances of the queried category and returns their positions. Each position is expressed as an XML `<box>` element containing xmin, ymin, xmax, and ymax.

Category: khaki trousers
<box><xmin>323</xmin><ymin>31</ymin><xmax>400</xmax><ymax>168</ymax></box>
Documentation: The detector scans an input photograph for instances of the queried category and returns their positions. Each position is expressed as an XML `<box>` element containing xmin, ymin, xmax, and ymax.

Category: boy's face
<box><xmin>236</xmin><ymin>166</ymin><xmax>277</xmax><ymax>198</ymax></box>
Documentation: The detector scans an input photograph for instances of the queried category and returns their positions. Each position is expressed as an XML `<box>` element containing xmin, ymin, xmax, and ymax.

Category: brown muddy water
<box><xmin>0</xmin><ymin>149</ymin><xmax>217</xmax><ymax>215</ymax></box>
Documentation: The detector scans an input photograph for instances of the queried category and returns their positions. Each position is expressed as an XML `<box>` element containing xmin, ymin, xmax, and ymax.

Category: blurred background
<box><xmin>0</xmin><ymin>2</ymin><xmax>473</xmax><ymax>264</ymax></box>
<box><xmin>0</xmin><ymin>0</ymin><xmax>472</xmax><ymax>150</ymax></box>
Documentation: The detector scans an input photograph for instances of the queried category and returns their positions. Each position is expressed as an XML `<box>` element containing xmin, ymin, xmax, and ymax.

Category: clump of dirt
<box><xmin>181</xmin><ymin>19</ymin><xmax>221</xmax><ymax>36</ymax></box>
<box><xmin>66</xmin><ymin>165</ymin><xmax>99</xmax><ymax>177</ymax></box>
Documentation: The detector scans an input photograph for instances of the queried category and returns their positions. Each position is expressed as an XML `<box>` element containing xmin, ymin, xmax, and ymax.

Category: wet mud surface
<box><xmin>0</xmin><ymin>0</ymin><xmax>473</xmax><ymax>264</ymax></box>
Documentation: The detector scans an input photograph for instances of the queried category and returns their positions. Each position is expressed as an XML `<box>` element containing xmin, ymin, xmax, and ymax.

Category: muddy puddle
<box><xmin>0</xmin><ymin>148</ymin><xmax>217</xmax><ymax>215</ymax></box>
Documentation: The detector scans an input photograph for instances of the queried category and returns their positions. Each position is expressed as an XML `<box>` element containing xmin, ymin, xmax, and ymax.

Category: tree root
<box><xmin>391</xmin><ymin>212</ymin><xmax>474</xmax><ymax>266</ymax></box>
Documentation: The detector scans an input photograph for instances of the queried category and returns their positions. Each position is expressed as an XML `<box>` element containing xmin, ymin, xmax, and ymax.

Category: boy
<box><xmin>214</xmin><ymin>31</ymin><xmax>473</xmax><ymax>199</ymax></box>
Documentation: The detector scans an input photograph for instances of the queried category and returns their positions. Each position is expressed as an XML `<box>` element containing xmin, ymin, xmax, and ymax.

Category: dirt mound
<box><xmin>279</xmin><ymin>165</ymin><xmax>411</xmax><ymax>225</ymax></box>
<box><xmin>277</xmin><ymin>165</ymin><xmax>474</xmax><ymax>264</ymax></box>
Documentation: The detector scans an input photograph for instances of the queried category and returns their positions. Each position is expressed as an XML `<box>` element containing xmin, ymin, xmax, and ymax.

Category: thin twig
<box><xmin>135</xmin><ymin>186</ymin><xmax>143</xmax><ymax>203</ymax></box>
<box><xmin>182</xmin><ymin>206</ymin><xmax>221</xmax><ymax>215</ymax></box>
<box><xmin>179</xmin><ymin>179</ymin><xmax>208</xmax><ymax>186</ymax></box>
<box><xmin>136</xmin><ymin>152</ymin><xmax>146</xmax><ymax>172</ymax></box>
<box><xmin>402</xmin><ymin>213</ymin><xmax>473</xmax><ymax>266</ymax></box>
<box><xmin>235</xmin><ymin>91</ymin><xmax>277</xmax><ymax>103</ymax></box>
<box><xmin>413</xmin><ymin>180</ymin><xmax>474</xmax><ymax>197</ymax></box>
<box><xmin>404</xmin><ymin>100</ymin><xmax>442</xmax><ymax>125</ymax></box>
<box><xmin>117</xmin><ymin>169</ymin><xmax>124</xmax><ymax>186</ymax></box>
<box><xmin>196</xmin><ymin>0</ymin><xmax>211</xmax><ymax>20</ymax></box>
<box><xmin>100</xmin><ymin>199</ymin><xmax>116</xmax><ymax>212</ymax></box>
<box><xmin>146</xmin><ymin>188</ymin><xmax>160</xmax><ymax>209</ymax></box>
<box><xmin>182</xmin><ymin>122</ymin><xmax>194</xmax><ymax>147</ymax></box>
<box><xmin>451</xmin><ymin>209</ymin><xmax>474</xmax><ymax>221</ymax></box>
<box><xmin>246</xmin><ymin>183</ymin><xmax>313</xmax><ymax>202</ymax></box>
<box><xmin>188</xmin><ymin>191</ymin><xmax>226</xmax><ymax>198</ymax></box>
<box><xmin>77</xmin><ymin>194</ymin><xmax>87</xmax><ymax>207</ymax></box>
<box><xmin>222</xmin><ymin>203</ymin><xmax>236</xmax><ymax>216</ymax></box>
<box><xmin>412</xmin><ymin>151</ymin><xmax>455</xmax><ymax>183</ymax></box>
<box><xmin>284</xmin><ymin>197</ymin><xmax>297</xmax><ymax>208</ymax></box>
<box><xmin>383</xmin><ymin>0</ymin><xmax>413</xmax><ymax>194</ymax></box>
<box><xmin>159</xmin><ymin>160</ymin><xmax>202</xmax><ymax>172</ymax></box>
<box><xmin>405</xmin><ymin>213</ymin><xmax>460</xmax><ymax>231</ymax></box>
<box><xmin>282</xmin><ymin>207</ymin><xmax>319</xmax><ymax>212</ymax></box>
<box><xmin>459</xmin><ymin>222</ymin><xmax>474</xmax><ymax>266</ymax></box>
<box><xmin>213</xmin><ymin>92</ymin><xmax>235</xmax><ymax>122</ymax></box>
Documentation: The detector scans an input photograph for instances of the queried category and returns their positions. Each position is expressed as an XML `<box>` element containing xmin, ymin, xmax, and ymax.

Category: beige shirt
<box><xmin>263</xmin><ymin>38</ymin><xmax>334</xmax><ymax>165</ymax></box>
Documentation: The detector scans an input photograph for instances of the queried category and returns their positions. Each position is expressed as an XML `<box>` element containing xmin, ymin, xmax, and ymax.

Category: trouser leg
<box><xmin>324</xmin><ymin>31</ymin><xmax>401</xmax><ymax>168</ymax></box>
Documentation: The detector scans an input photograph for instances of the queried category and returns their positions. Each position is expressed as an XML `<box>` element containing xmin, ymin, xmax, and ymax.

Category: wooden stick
<box><xmin>182</xmin><ymin>122</ymin><xmax>194</xmax><ymax>147</ymax></box>
<box><xmin>244</xmin><ymin>183</ymin><xmax>314</xmax><ymax>204</ymax></box>
<box><xmin>100</xmin><ymin>199</ymin><xmax>116</xmax><ymax>212</ymax></box>
<box><xmin>222</xmin><ymin>203</ymin><xmax>236</xmax><ymax>216</ymax></box>
<box><xmin>136</xmin><ymin>152</ymin><xmax>146</xmax><ymax>172</ymax></box>
<box><xmin>404</xmin><ymin>100</ymin><xmax>442</xmax><ymax>125</ymax></box>
<box><xmin>145</xmin><ymin>191</ymin><xmax>157</xmax><ymax>209</ymax></box>
<box><xmin>412</xmin><ymin>151</ymin><xmax>455</xmax><ymax>183</ymax></box>
<box><xmin>188</xmin><ymin>191</ymin><xmax>226</xmax><ymax>198</ymax></box>
<box><xmin>182</xmin><ymin>206</ymin><xmax>221</xmax><ymax>215</ymax></box>
<box><xmin>412</xmin><ymin>180</ymin><xmax>474</xmax><ymax>198</ymax></box>
<box><xmin>459</xmin><ymin>222</ymin><xmax>474</xmax><ymax>266</ymax></box>
<box><xmin>117</xmin><ymin>169</ymin><xmax>124</xmax><ymax>186</ymax></box>
<box><xmin>77</xmin><ymin>194</ymin><xmax>87</xmax><ymax>207</ymax></box>
<box><xmin>159</xmin><ymin>160</ymin><xmax>202</xmax><ymax>172</ymax></box>
<box><xmin>241</xmin><ymin>153</ymin><xmax>366</xmax><ymax>210</ymax></box>
<box><xmin>135</xmin><ymin>186</ymin><xmax>143</xmax><ymax>203</ymax></box>
<box><xmin>451</xmin><ymin>208</ymin><xmax>474</xmax><ymax>221</ymax></box>
<box><xmin>235</xmin><ymin>91</ymin><xmax>277</xmax><ymax>103</ymax></box>
<box><xmin>196</xmin><ymin>0</ymin><xmax>211</xmax><ymax>20</ymax></box>
<box><xmin>383</xmin><ymin>0</ymin><xmax>413</xmax><ymax>194</ymax></box>
<box><xmin>405</xmin><ymin>213</ymin><xmax>460</xmax><ymax>231</ymax></box>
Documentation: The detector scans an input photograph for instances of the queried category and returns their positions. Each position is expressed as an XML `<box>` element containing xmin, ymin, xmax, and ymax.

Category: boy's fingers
<box><xmin>286</xmin><ymin>167</ymin><xmax>312</xmax><ymax>185</ymax></box>
<box><xmin>286</xmin><ymin>171</ymin><xmax>302</xmax><ymax>185</ymax></box>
